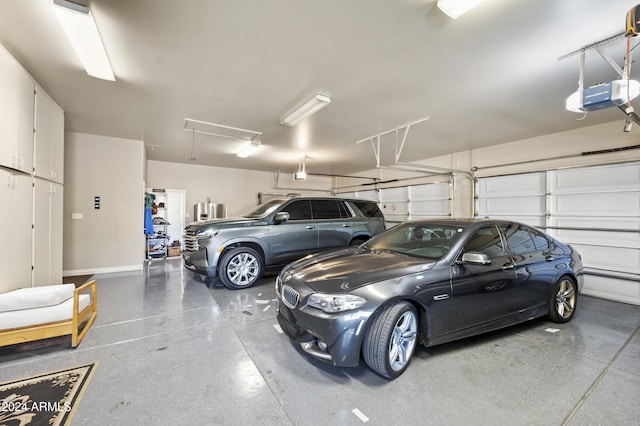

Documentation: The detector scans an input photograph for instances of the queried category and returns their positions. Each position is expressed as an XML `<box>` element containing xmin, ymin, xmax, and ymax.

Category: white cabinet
<box><xmin>0</xmin><ymin>169</ymin><xmax>33</xmax><ymax>293</ymax></box>
<box><xmin>33</xmin><ymin>177</ymin><xmax>64</xmax><ymax>286</ymax></box>
<box><xmin>0</xmin><ymin>43</ymin><xmax>64</xmax><ymax>290</ymax></box>
<box><xmin>0</xmin><ymin>45</ymin><xmax>34</xmax><ymax>173</ymax></box>
<box><xmin>34</xmin><ymin>85</ymin><xmax>64</xmax><ymax>184</ymax></box>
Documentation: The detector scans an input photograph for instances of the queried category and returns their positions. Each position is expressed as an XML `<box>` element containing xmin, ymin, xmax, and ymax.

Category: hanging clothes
<box><xmin>144</xmin><ymin>193</ymin><xmax>155</xmax><ymax>235</ymax></box>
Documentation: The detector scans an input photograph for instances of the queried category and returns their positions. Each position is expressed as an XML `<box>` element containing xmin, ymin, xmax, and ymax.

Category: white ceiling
<box><xmin>0</xmin><ymin>0</ymin><xmax>637</xmax><ymax>176</ymax></box>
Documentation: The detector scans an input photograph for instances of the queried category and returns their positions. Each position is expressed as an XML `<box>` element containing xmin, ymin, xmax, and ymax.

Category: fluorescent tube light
<box><xmin>52</xmin><ymin>0</ymin><xmax>115</xmax><ymax>81</ymax></box>
<box><xmin>236</xmin><ymin>139</ymin><xmax>261</xmax><ymax>158</ymax></box>
<box><xmin>437</xmin><ymin>0</ymin><xmax>486</xmax><ymax>19</ymax></box>
<box><xmin>280</xmin><ymin>94</ymin><xmax>331</xmax><ymax>126</ymax></box>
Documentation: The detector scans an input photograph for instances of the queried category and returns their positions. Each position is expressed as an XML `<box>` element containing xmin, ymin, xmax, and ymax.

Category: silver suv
<box><xmin>183</xmin><ymin>196</ymin><xmax>385</xmax><ymax>289</ymax></box>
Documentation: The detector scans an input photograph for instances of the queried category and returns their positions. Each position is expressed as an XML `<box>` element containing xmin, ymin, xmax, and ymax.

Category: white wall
<box><xmin>63</xmin><ymin>132</ymin><xmax>145</xmax><ymax>275</ymax></box>
<box><xmin>146</xmin><ymin>160</ymin><xmax>332</xmax><ymax>222</ymax></box>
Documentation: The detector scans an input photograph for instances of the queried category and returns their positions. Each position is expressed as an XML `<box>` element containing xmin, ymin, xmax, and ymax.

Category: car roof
<box><xmin>402</xmin><ymin>218</ymin><xmax>530</xmax><ymax>229</ymax></box>
<box><xmin>279</xmin><ymin>196</ymin><xmax>377</xmax><ymax>202</ymax></box>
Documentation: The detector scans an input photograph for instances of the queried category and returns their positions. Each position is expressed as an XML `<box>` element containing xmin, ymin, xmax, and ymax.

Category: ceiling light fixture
<box><xmin>236</xmin><ymin>136</ymin><xmax>261</xmax><ymax>158</ymax></box>
<box><xmin>51</xmin><ymin>0</ymin><xmax>115</xmax><ymax>81</ymax></box>
<box><xmin>280</xmin><ymin>94</ymin><xmax>331</xmax><ymax>126</ymax></box>
<box><xmin>437</xmin><ymin>0</ymin><xmax>486</xmax><ymax>19</ymax></box>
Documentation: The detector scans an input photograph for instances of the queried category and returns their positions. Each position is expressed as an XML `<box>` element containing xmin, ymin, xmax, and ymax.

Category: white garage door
<box><xmin>338</xmin><ymin>182</ymin><xmax>451</xmax><ymax>226</ymax></box>
<box><xmin>477</xmin><ymin>162</ymin><xmax>640</xmax><ymax>306</ymax></box>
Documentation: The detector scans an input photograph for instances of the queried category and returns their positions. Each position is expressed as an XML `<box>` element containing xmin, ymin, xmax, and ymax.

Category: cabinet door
<box><xmin>34</xmin><ymin>87</ymin><xmax>64</xmax><ymax>183</ymax></box>
<box><xmin>34</xmin><ymin>86</ymin><xmax>52</xmax><ymax>180</ymax></box>
<box><xmin>0</xmin><ymin>47</ymin><xmax>34</xmax><ymax>173</ymax></box>
<box><xmin>50</xmin><ymin>104</ymin><xmax>64</xmax><ymax>183</ymax></box>
<box><xmin>33</xmin><ymin>178</ymin><xmax>63</xmax><ymax>285</ymax></box>
<box><xmin>0</xmin><ymin>170</ymin><xmax>33</xmax><ymax>292</ymax></box>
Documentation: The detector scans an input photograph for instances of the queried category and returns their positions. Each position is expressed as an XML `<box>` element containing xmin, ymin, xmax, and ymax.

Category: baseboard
<box><xmin>63</xmin><ymin>264</ymin><xmax>143</xmax><ymax>277</ymax></box>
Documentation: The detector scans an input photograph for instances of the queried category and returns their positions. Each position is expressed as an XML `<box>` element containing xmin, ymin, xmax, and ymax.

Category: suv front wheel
<box><xmin>219</xmin><ymin>247</ymin><xmax>264</xmax><ymax>289</ymax></box>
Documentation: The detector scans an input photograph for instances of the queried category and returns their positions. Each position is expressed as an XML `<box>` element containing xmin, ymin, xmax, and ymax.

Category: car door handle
<box><xmin>502</xmin><ymin>263</ymin><xmax>515</xmax><ymax>271</ymax></box>
<box><xmin>306</xmin><ymin>226</ymin><xmax>315</xmax><ymax>230</ymax></box>
<box><xmin>342</xmin><ymin>224</ymin><xmax>350</xmax><ymax>227</ymax></box>
<box><xmin>545</xmin><ymin>255</ymin><xmax>556</xmax><ymax>262</ymax></box>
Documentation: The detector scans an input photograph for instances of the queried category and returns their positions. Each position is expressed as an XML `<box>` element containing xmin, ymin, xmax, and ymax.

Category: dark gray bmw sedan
<box><xmin>275</xmin><ymin>219</ymin><xmax>584</xmax><ymax>379</ymax></box>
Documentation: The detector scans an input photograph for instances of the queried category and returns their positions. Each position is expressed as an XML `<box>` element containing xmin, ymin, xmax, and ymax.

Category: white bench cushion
<box><xmin>0</xmin><ymin>293</ymin><xmax>90</xmax><ymax>330</ymax></box>
<box><xmin>0</xmin><ymin>284</ymin><xmax>75</xmax><ymax>313</ymax></box>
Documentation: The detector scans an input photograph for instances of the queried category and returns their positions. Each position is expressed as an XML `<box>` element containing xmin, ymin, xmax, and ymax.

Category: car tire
<box><xmin>362</xmin><ymin>301</ymin><xmax>418</xmax><ymax>379</ymax></box>
<box><xmin>548</xmin><ymin>276</ymin><xmax>578</xmax><ymax>323</ymax></box>
<box><xmin>349</xmin><ymin>237</ymin><xmax>367</xmax><ymax>246</ymax></box>
<box><xmin>218</xmin><ymin>246</ymin><xmax>264</xmax><ymax>289</ymax></box>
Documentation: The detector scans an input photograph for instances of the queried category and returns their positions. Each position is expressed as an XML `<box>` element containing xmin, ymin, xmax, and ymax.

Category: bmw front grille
<box><xmin>282</xmin><ymin>285</ymin><xmax>300</xmax><ymax>309</ymax></box>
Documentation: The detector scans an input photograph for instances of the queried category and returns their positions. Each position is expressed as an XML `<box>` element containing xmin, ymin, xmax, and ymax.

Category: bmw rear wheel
<box><xmin>363</xmin><ymin>301</ymin><xmax>418</xmax><ymax>379</ymax></box>
<box><xmin>219</xmin><ymin>247</ymin><xmax>263</xmax><ymax>289</ymax></box>
<box><xmin>548</xmin><ymin>276</ymin><xmax>577</xmax><ymax>323</ymax></box>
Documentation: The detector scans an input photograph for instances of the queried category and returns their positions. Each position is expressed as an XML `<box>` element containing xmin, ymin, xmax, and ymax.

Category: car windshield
<box><xmin>243</xmin><ymin>199</ymin><xmax>287</xmax><ymax>218</ymax></box>
<box><xmin>364</xmin><ymin>223</ymin><xmax>465</xmax><ymax>259</ymax></box>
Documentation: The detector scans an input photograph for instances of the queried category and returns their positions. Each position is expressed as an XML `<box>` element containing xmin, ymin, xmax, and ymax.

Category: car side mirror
<box><xmin>462</xmin><ymin>252</ymin><xmax>492</xmax><ymax>266</ymax></box>
<box><xmin>274</xmin><ymin>211</ymin><xmax>290</xmax><ymax>224</ymax></box>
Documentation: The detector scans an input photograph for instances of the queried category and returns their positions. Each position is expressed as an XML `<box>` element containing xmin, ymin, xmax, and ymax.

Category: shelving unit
<box><xmin>146</xmin><ymin>189</ymin><xmax>169</xmax><ymax>260</ymax></box>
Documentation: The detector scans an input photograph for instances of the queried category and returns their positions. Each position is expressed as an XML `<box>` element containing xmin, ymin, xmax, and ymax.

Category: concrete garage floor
<box><xmin>1</xmin><ymin>258</ymin><xmax>639</xmax><ymax>425</ymax></box>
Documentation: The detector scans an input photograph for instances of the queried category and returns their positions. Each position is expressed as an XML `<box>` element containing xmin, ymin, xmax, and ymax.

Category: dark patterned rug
<box><xmin>0</xmin><ymin>363</ymin><xmax>96</xmax><ymax>425</ymax></box>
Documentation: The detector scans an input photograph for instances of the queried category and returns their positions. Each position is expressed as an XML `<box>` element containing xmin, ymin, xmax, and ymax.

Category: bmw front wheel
<box><xmin>363</xmin><ymin>301</ymin><xmax>418</xmax><ymax>379</ymax></box>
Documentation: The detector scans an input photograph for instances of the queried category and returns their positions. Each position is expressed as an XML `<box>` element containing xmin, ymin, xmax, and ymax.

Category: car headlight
<box><xmin>307</xmin><ymin>293</ymin><xmax>366</xmax><ymax>313</ymax></box>
<box><xmin>196</xmin><ymin>229</ymin><xmax>218</xmax><ymax>239</ymax></box>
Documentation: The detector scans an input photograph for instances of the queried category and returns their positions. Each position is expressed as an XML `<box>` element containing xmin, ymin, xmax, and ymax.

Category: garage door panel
<box><xmin>550</xmin><ymin>163</ymin><xmax>640</xmax><ymax>194</ymax></box>
<box><xmin>477</xmin><ymin>163</ymin><xmax>640</xmax><ymax>306</ymax></box>
<box><xmin>550</xmin><ymin>217</ymin><xmax>640</xmax><ymax>232</ymax></box>
<box><xmin>357</xmin><ymin>190</ymin><xmax>378</xmax><ymax>201</ymax></box>
<box><xmin>552</xmin><ymin>192</ymin><xmax>639</xmax><ymax>217</ymax></box>
<box><xmin>475</xmin><ymin>214</ymin><xmax>545</xmax><ymax>227</ymax></box>
<box><xmin>380</xmin><ymin>187</ymin><xmax>408</xmax><ymax>202</ymax></box>
<box><xmin>572</xmin><ymin>244</ymin><xmax>640</xmax><ymax>275</ymax></box>
<box><xmin>337</xmin><ymin>191</ymin><xmax>356</xmax><ymax>198</ymax></box>
<box><xmin>410</xmin><ymin>183</ymin><xmax>450</xmax><ymax>200</ymax></box>
<box><xmin>478</xmin><ymin>196</ymin><xmax>545</xmax><ymax>216</ymax></box>
<box><xmin>583</xmin><ymin>276</ymin><xmax>639</xmax><ymax>305</ymax></box>
<box><xmin>552</xmin><ymin>224</ymin><xmax>639</xmax><ymax>248</ymax></box>
<box><xmin>477</xmin><ymin>172</ymin><xmax>545</xmax><ymax>197</ymax></box>
<box><xmin>410</xmin><ymin>200</ymin><xmax>450</xmax><ymax>218</ymax></box>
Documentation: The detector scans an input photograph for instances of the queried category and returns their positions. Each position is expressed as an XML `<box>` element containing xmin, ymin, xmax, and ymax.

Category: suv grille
<box><xmin>183</xmin><ymin>228</ymin><xmax>199</xmax><ymax>252</ymax></box>
<box><xmin>282</xmin><ymin>285</ymin><xmax>300</xmax><ymax>309</ymax></box>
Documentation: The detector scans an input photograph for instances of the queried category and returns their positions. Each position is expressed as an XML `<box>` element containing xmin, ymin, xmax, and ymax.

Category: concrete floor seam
<box><xmin>225</xmin><ymin>309</ymin><xmax>296</xmax><ymax>425</ymax></box>
<box><xmin>561</xmin><ymin>323</ymin><xmax>640</xmax><ymax>425</ymax></box>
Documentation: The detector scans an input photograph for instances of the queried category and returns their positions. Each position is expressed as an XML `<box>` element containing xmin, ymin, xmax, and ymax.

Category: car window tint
<box><xmin>367</xmin><ymin>223</ymin><xmax>462</xmax><ymax>259</ymax></box>
<box><xmin>337</xmin><ymin>201</ymin><xmax>351</xmax><ymax>218</ymax></box>
<box><xmin>530</xmin><ymin>229</ymin><xmax>550</xmax><ymax>251</ymax></box>
<box><xmin>285</xmin><ymin>200</ymin><xmax>312</xmax><ymax>220</ymax></box>
<box><xmin>501</xmin><ymin>224</ymin><xmax>536</xmax><ymax>255</ymax></box>
<box><xmin>352</xmin><ymin>201</ymin><xmax>384</xmax><ymax>218</ymax></box>
<box><xmin>311</xmin><ymin>200</ymin><xmax>342</xmax><ymax>219</ymax></box>
<box><xmin>464</xmin><ymin>226</ymin><xmax>506</xmax><ymax>258</ymax></box>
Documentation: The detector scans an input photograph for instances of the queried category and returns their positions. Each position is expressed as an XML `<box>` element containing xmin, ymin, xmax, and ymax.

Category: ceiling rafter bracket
<box><xmin>356</xmin><ymin>116</ymin><xmax>430</xmax><ymax>168</ymax></box>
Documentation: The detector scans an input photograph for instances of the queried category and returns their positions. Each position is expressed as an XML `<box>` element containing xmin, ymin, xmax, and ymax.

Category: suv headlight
<box><xmin>196</xmin><ymin>229</ymin><xmax>218</xmax><ymax>239</ymax></box>
<box><xmin>307</xmin><ymin>293</ymin><xmax>366</xmax><ymax>313</ymax></box>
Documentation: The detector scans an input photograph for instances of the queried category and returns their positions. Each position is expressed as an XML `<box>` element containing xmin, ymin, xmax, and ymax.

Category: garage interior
<box><xmin>0</xmin><ymin>0</ymin><xmax>639</xmax><ymax>424</ymax></box>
